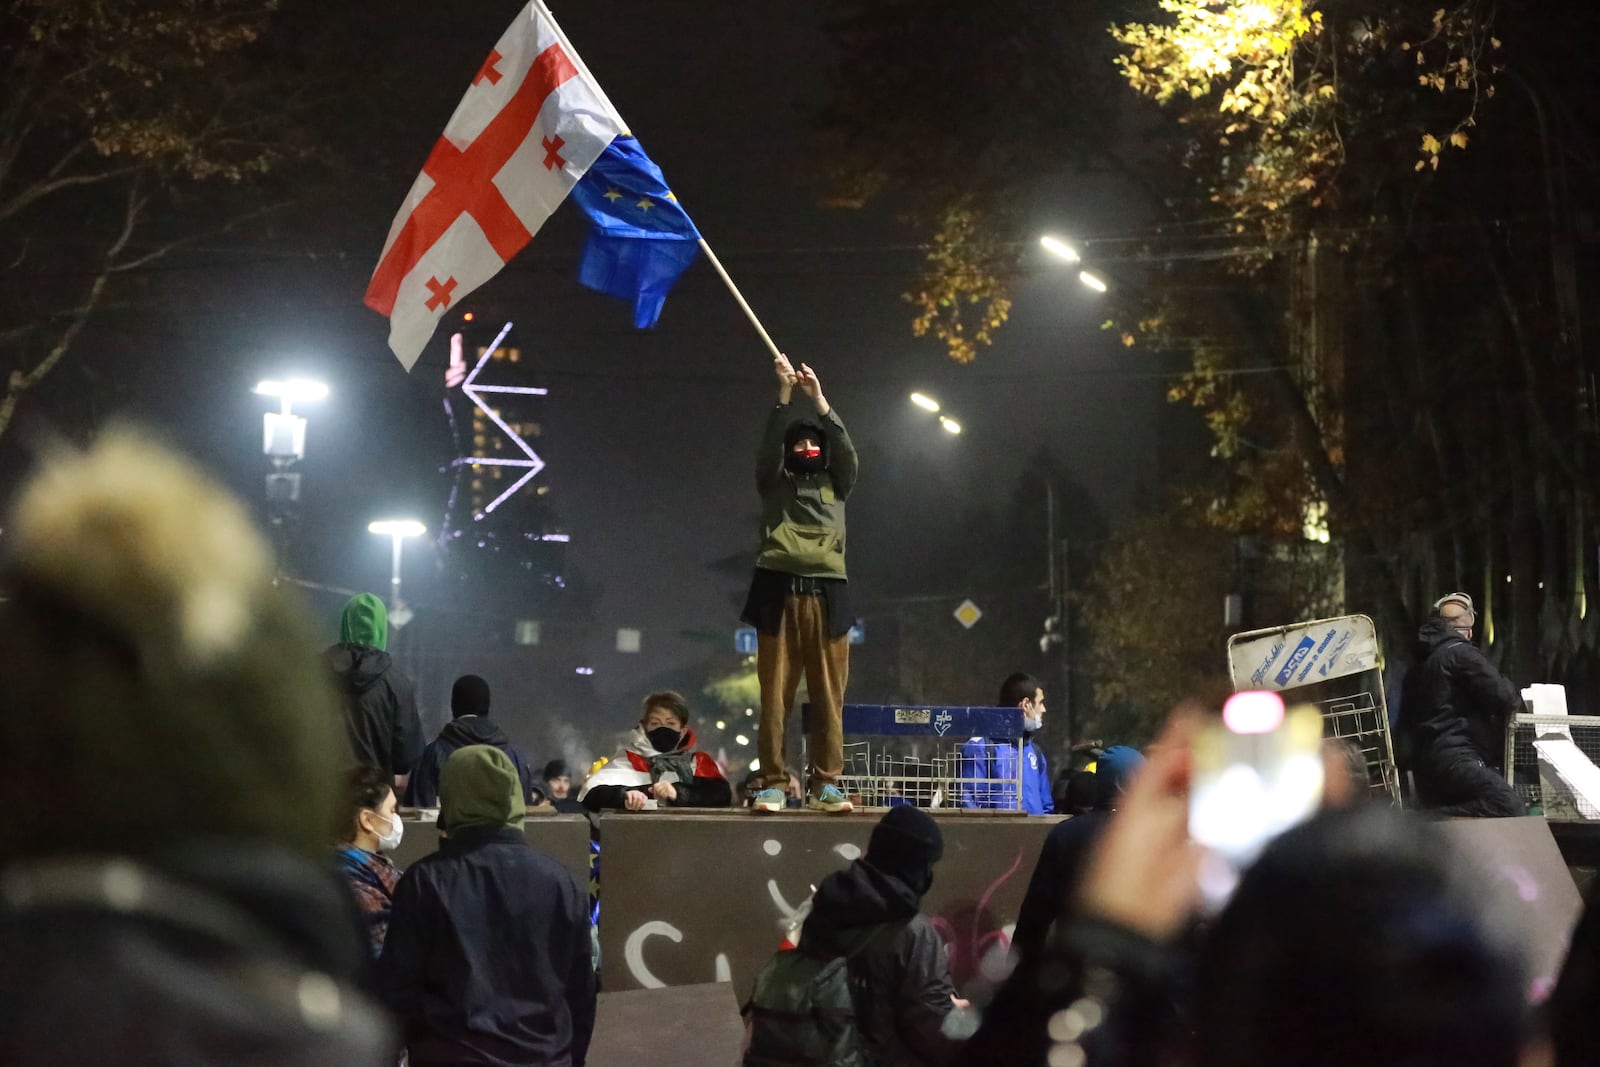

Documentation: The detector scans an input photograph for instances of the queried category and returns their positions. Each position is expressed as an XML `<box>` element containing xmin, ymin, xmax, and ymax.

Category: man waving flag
<box><xmin>365</xmin><ymin>0</ymin><xmax>701</xmax><ymax>369</ymax></box>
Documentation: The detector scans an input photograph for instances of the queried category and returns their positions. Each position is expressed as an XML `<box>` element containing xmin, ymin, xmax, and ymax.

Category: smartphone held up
<box><xmin>1189</xmin><ymin>691</ymin><xmax>1325</xmax><ymax>905</ymax></box>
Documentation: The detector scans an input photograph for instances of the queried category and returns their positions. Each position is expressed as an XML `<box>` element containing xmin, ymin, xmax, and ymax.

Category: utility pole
<box><xmin>1043</xmin><ymin>477</ymin><xmax>1074</xmax><ymax>742</ymax></box>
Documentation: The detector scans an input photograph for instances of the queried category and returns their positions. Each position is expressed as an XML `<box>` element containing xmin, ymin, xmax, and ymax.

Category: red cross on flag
<box><xmin>364</xmin><ymin>1</ymin><xmax>630</xmax><ymax>369</ymax></box>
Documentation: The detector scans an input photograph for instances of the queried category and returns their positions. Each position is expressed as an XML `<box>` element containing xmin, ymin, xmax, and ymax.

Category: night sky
<box><xmin>16</xmin><ymin>2</ymin><xmax>1162</xmax><ymax>752</ymax></box>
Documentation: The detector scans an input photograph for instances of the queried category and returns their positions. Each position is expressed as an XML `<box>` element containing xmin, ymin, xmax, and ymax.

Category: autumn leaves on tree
<box><xmin>823</xmin><ymin>0</ymin><xmax>1598</xmax><ymax>727</ymax></box>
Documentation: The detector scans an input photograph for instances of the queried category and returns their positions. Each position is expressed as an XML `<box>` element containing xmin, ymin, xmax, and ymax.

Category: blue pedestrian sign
<box><xmin>734</xmin><ymin>626</ymin><xmax>758</xmax><ymax>655</ymax></box>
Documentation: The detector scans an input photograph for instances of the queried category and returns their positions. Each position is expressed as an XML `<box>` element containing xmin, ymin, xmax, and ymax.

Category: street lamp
<box><xmin>368</xmin><ymin>519</ymin><xmax>426</xmax><ymax>622</ymax></box>
<box><xmin>909</xmin><ymin>392</ymin><xmax>941</xmax><ymax>413</ymax></box>
<box><xmin>1040</xmin><ymin>235</ymin><xmax>1081</xmax><ymax>263</ymax></box>
<box><xmin>255</xmin><ymin>379</ymin><xmax>328</xmax><ymax>460</ymax></box>
<box><xmin>1078</xmin><ymin>270</ymin><xmax>1109</xmax><ymax>294</ymax></box>
<box><xmin>939</xmin><ymin>416</ymin><xmax>962</xmax><ymax>435</ymax></box>
<box><xmin>255</xmin><ymin>378</ymin><xmax>327</xmax><ymax>574</ymax></box>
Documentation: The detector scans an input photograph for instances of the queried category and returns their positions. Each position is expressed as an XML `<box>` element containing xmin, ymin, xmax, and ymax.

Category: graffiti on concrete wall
<box><xmin>600</xmin><ymin>813</ymin><xmax>1060</xmax><ymax>995</ymax></box>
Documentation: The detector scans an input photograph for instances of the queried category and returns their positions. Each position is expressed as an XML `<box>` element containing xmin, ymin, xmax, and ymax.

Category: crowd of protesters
<box><xmin>6</xmin><ymin>430</ymin><xmax>1599</xmax><ymax>1067</ymax></box>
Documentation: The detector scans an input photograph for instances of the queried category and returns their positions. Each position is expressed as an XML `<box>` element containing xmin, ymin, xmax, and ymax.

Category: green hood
<box><xmin>339</xmin><ymin>593</ymin><xmax>388</xmax><ymax>651</ymax></box>
<box><xmin>440</xmin><ymin>745</ymin><xmax>526</xmax><ymax>833</ymax></box>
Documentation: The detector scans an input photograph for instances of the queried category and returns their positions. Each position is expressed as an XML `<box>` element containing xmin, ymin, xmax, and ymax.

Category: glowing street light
<box><xmin>1040</xmin><ymin>235</ymin><xmax>1082</xmax><ymax>263</ymax></box>
<box><xmin>254</xmin><ymin>378</ymin><xmax>329</xmax><ymax>417</ymax></box>
<box><xmin>255</xmin><ymin>378</ymin><xmax>327</xmax><ymax>463</ymax></box>
<box><xmin>368</xmin><ymin>520</ymin><xmax>427</xmax><ymax>539</ymax></box>
<box><xmin>368</xmin><ymin>519</ymin><xmax>426</xmax><ymax>619</ymax></box>
<box><xmin>909</xmin><ymin>392</ymin><xmax>941</xmax><ymax>413</ymax></box>
<box><xmin>1079</xmin><ymin>270</ymin><xmax>1109</xmax><ymax>294</ymax></box>
<box><xmin>939</xmin><ymin>416</ymin><xmax>962</xmax><ymax>435</ymax></box>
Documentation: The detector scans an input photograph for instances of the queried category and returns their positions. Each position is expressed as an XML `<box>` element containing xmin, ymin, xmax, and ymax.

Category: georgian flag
<box><xmin>365</xmin><ymin>0</ymin><xmax>699</xmax><ymax>369</ymax></box>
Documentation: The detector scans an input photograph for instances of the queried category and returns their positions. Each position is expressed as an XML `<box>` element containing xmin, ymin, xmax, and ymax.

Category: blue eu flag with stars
<box><xmin>571</xmin><ymin>135</ymin><xmax>701</xmax><ymax>328</ymax></box>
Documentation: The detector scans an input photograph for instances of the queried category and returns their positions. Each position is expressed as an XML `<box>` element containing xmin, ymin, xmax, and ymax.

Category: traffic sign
<box><xmin>734</xmin><ymin>625</ymin><xmax>758</xmax><ymax>654</ymax></box>
<box><xmin>953</xmin><ymin>599</ymin><xmax>983</xmax><ymax>630</ymax></box>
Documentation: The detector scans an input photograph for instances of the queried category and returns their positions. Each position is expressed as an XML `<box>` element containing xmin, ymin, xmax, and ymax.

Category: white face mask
<box><xmin>1023</xmin><ymin>714</ymin><xmax>1043</xmax><ymax>733</ymax></box>
<box><xmin>373</xmin><ymin>812</ymin><xmax>404</xmax><ymax>853</ymax></box>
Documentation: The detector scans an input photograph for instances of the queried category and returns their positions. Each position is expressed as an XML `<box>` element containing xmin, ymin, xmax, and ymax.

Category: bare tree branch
<box><xmin>0</xmin><ymin>165</ymin><xmax>146</xmax><ymax>227</ymax></box>
<box><xmin>0</xmin><ymin>181</ymin><xmax>145</xmax><ymax>444</ymax></box>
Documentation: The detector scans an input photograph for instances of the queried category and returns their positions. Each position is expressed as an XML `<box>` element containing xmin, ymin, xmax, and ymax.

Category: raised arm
<box><xmin>796</xmin><ymin>362</ymin><xmax>858</xmax><ymax>498</ymax></box>
<box><xmin>756</xmin><ymin>352</ymin><xmax>800</xmax><ymax>495</ymax></box>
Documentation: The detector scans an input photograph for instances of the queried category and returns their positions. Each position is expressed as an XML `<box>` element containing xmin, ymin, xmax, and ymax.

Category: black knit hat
<box><xmin>451</xmin><ymin>674</ymin><xmax>492</xmax><ymax>718</ymax></box>
<box><xmin>866</xmin><ymin>805</ymin><xmax>944</xmax><ymax>887</ymax></box>
<box><xmin>543</xmin><ymin>759</ymin><xmax>569</xmax><ymax>781</ymax></box>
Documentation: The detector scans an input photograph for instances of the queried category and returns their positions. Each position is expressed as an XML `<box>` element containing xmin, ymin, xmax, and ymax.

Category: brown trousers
<box><xmin>756</xmin><ymin>593</ymin><xmax>849</xmax><ymax>791</ymax></box>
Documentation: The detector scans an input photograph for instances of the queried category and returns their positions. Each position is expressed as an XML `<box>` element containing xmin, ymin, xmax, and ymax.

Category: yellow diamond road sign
<box><xmin>954</xmin><ymin>599</ymin><xmax>983</xmax><ymax>630</ymax></box>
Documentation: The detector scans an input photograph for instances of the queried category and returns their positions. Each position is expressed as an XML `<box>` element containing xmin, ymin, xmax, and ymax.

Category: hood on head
<box><xmin>866</xmin><ymin>804</ymin><xmax>943</xmax><ymax>886</ymax></box>
<box><xmin>327</xmin><ymin>644</ymin><xmax>392</xmax><ymax>691</ymax></box>
<box><xmin>782</xmin><ymin>421</ymin><xmax>827</xmax><ymax>468</ymax></box>
<box><xmin>806</xmin><ymin>858</ymin><xmax>922</xmax><ymax>942</ymax></box>
<box><xmin>339</xmin><ymin>593</ymin><xmax>388</xmax><ymax>651</ymax></box>
<box><xmin>451</xmin><ymin>674</ymin><xmax>491</xmax><ymax>718</ymax></box>
<box><xmin>1094</xmin><ymin>745</ymin><xmax>1146</xmax><ymax>809</ymax></box>
<box><xmin>0</xmin><ymin>429</ymin><xmax>345</xmax><ymax>862</ymax></box>
<box><xmin>439</xmin><ymin>745</ymin><xmax>525</xmax><ymax>834</ymax></box>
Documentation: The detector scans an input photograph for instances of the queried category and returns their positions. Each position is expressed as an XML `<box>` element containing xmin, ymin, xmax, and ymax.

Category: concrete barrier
<box><xmin>384</xmin><ymin>809</ymin><xmax>1062</xmax><ymax>999</ymax></box>
<box><xmin>595</xmin><ymin>811</ymin><xmax>1062</xmax><ymax>996</ymax></box>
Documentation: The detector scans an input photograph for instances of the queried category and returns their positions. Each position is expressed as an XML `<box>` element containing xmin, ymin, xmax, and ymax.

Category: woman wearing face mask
<box><xmin>579</xmin><ymin>692</ymin><xmax>733</xmax><ymax>811</ymax></box>
<box><xmin>335</xmin><ymin>765</ymin><xmax>406</xmax><ymax>957</ymax></box>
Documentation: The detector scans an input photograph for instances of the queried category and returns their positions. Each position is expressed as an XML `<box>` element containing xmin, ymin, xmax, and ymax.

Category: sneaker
<box><xmin>752</xmin><ymin>788</ymin><xmax>786</xmax><ymax>814</ymax></box>
<box><xmin>807</xmin><ymin>784</ymin><xmax>854</xmax><ymax>814</ymax></box>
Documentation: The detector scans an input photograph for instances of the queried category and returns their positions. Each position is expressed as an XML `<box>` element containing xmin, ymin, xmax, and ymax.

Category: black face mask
<box><xmin>646</xmin><ymin>726</ymin><xmax>683</xmax><ymax>753</ymax></box>
<box><xmin>784</xmin><ymin>437</ymin><xmax>825</xmax><ymax>474</ymax></box>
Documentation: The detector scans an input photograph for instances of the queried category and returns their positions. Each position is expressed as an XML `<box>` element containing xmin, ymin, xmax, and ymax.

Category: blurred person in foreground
<box><xmin>0</xmin><ymin>432</ymin><xmax>390</xmax><ymax>1065</ymax></box>
<box><xmin>336</xmin><ymin>766</ymin><xmax>406</xmax><ymax>958</ymax></box>
<box><xmin>380</xmin><ymin>745</ymin><xmax>595</xmax><ymax>1066</ymax></box>
<box><xmin>1009</xmin><ymin>744</ymin><xmax>1145</xmax><ymax>966</ymax></box>
<box><xmin>967</xmin><ymin>711</ymin><xmax>1538</xmax><ymax>1067</ymax></box>
<box><xmin>579</xmin><ymin>691</ymin><xmax>732</xmax><ymax>811</ymax></box>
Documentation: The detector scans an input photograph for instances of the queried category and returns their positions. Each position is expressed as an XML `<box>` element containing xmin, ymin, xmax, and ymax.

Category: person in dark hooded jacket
<box><xmin>380</xmin><ymin>745</ymin><xmax>596</xmax><ymax>1067</ymax></box>
<box><xmin>404</xmin><ymin>675</ymin><xmax>538</xmax><ymax>807</ymax></box>
<box><xmin>797</xmin><ymin>805</ymin><xmax>961</xmax><ymax>1067</ymax></box>
<box><xmin>1402</xmin><ymin>593</ymin><xmax>1524</xmax><ymax>817</ymax></box>
<box><xmin>326</xmin><ymin>593</ymin><xmax>424</xmax><ymax>786</ymax></box>
<box><xmin>1010</xmin><ymin>745</ymin><xmax>1146</xmax><ymax>966</ymax></box>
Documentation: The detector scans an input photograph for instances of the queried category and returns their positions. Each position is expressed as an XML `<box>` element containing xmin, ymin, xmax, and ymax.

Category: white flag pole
<box><xmin>697</xmin><ymin>238</ymin><xmax>783</xmax><ymax>361</ymax></box>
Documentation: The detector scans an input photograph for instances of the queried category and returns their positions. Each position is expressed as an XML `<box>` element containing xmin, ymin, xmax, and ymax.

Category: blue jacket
<box><xmin>959</xmin><ymin>737</ymin><xmax>1054</xmax><ymax>815</ymax></box>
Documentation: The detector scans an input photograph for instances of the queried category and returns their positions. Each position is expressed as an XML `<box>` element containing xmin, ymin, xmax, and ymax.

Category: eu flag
<box><xmin>571</xmin><ymin>135</ymin><xmax>701</xmax><ymax>328</ymax></box>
